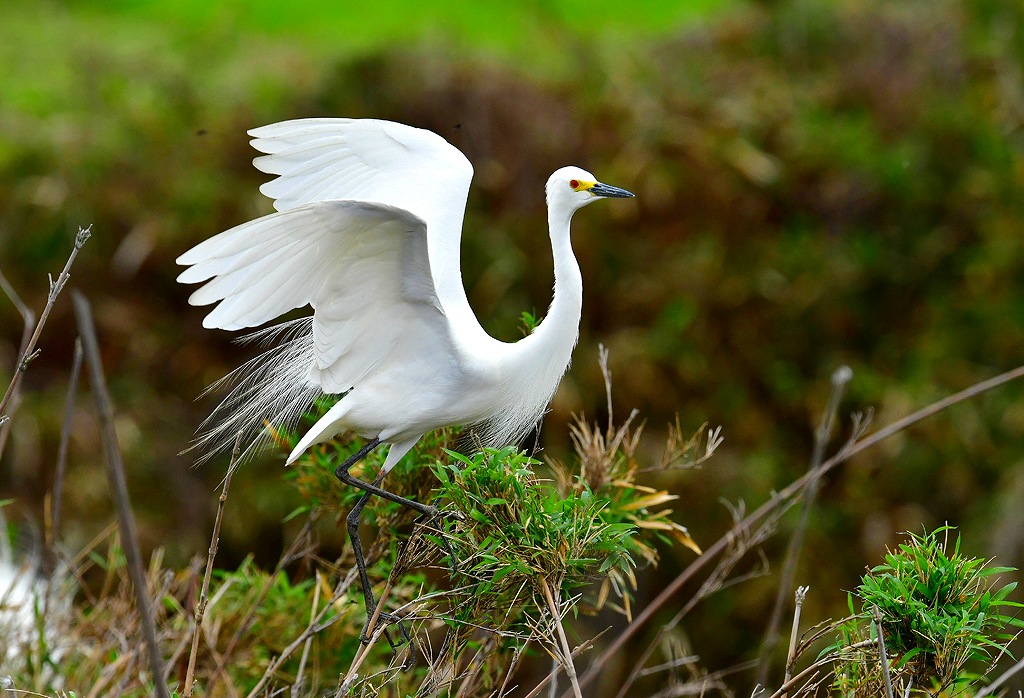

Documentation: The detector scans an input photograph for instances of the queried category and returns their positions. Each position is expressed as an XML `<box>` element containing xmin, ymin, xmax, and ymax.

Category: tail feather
<box><xmin>188</xmin><ymin>317</ymin><xmax>323</xmax><ymax>463</ymax></box>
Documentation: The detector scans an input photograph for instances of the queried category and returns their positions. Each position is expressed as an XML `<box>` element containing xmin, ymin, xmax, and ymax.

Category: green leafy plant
<box><xmin>828</xmin><ymin>527</ymin><xmax>1023</xmax><ymax>696</ymax></box>
<box><xmin>268</xmin><ymin>394</ymin><xmax>713</xmax><ymax>695</ymax></box>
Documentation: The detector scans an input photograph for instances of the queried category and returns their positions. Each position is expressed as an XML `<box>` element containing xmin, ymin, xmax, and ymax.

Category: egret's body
<box><xmin>177</xmin><ymin>118</ymin><xmax>632</xmax><ymax>638</ymax></box>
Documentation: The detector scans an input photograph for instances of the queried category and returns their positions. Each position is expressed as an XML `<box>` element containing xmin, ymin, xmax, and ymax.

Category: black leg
<box><xmin>347</xmin><ymin>488</ymin><xmax>377</xmax><ymax>632</ymax></box>
<box><xmin>335</xmin><ymin>438</ymin><xmax>417</xmax><ymax>646</ymax></box>
<box><xmin>335</xmin><ymin>437</ymin><xmax>458</xmax><ymax>649</ymax></box>
<box><xmin>347</xmin><ymin>483</ymin><xmax>409</xmax><ymax>649</ymax></box>
<box><xmin>334</xmin><ymin>439</ymin><xmax>437</xmax><ymax>518</ymax></box>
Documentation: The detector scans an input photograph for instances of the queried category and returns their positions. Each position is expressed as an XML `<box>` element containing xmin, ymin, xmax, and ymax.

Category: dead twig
<box><xmin>764</xmin><ymin>640</ymin><xmax>873</xmax><ymax>698</ymax></box>
<box><xmin>50</xmin><ymin>337</ymin><xmax>83</xmax><ymax>554</ymax></box>
<box><xmin>757</xmin><ymin>366</ymin><xmax>851</xmax><ymax>688</ymax></box>
<box><xmin>613</xmin><ymin>501</ymin><xmax>778</xmax><ymax>698</ymax></box>
<box><xmin>0</xmin><ymin>269</ymin><xmax>34</xmax><ymax>460</ymax></box>
<box><xmin>782</xmin><ymin>586</ymin><xmax>809</xmax><ymax>696</ymax></box>
<box><xmin>975</xmin><ymin>652</ymin><xmax>1024</xmax><ymax>697</ymax></box>
<box><xmin>520</xmin><ymin>631</ymin><xmax>606</xmax><ymax>698</ymax></box>
<box><xmin>339</xmin><ymin>578</ymin><xmax>397</xmax><ymax>693</ymax></box>
<box><xmin>872</xmin><ymin>605</ymin><xmax>895</xmax><ymax>698</ymax></box>
<box><xmin>0</xmin><ymin>225</ymin><xmax>91</xmax><ymax>429</ymax></box>
<box><xmin>183</xmin><ymin>432</ymin><xmax>241</xmax><ymax>698</ymax></box>
<box><xmin>292</xmin><ymin>570</ymin><xmax>322</xmax><ymax>698</ymax></box>
<box><xmin>541</xmin><ymin>578</ymin><xmax>583</xmax><ymax>698</ymax></box>
<box><xmin>72</xmin><ymin>288</ymin><xmax>170</xmax><ymax>698</ymax></box>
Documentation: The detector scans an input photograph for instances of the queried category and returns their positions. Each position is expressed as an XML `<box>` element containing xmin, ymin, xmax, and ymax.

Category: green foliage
<box><xmin>435</xmin><ymin>447</ymin><xmax>635</xmax><ymax>608</ymax></box>
<box><xmin>829</xmin><ymin>527</ymin><xmax>1023</xmax><ymax>695</ymax></box>
<box><xmin>265</xmin><ymin>397</ymin><xmax>707</xmax><ymax>694</ymax></box>
<box><xmin>519</xmin><ymin>309</ymin><xmax>539</xmax><ymax>335</ymax></box>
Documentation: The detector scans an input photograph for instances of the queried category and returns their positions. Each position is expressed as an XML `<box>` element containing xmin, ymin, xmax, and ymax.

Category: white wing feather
<box><xmin>177</xmin><ymin>199</ymin><xmax>453</xmax><ymax>395</ymax></box>
<box><xmin>247</xmin><ymin>119</ymin><xmax>480</xmax><ymax>333</ymax></box>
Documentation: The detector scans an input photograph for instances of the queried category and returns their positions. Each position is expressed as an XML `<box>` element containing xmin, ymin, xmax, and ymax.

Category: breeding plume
<box><xmin>177</xmin><ymin>118</ymin><xmax>633</xmax><ymax>638</ymax></box>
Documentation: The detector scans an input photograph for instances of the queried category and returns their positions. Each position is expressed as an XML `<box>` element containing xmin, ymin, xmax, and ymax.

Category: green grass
<box><xmin>828</xmin><ymin>527</ymin><xmax>1023</xmax><ymax>695</ymax></box>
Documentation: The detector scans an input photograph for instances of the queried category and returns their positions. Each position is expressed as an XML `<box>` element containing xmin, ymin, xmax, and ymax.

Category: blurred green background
<box><xmin>2</xmin><ymin>0</ymin><xmax>1024</xmax><ymax>692</ymax></box>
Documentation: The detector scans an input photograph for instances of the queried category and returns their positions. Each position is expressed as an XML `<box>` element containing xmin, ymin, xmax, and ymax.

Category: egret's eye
<box><xmin>569</xmin><ymin>179</ymin><xmax>580</xmax><ymax>190</ymax></box>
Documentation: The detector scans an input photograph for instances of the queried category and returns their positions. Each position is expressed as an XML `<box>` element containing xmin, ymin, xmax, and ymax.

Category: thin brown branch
<box><xmin>763</xmin><ymin>640</ymin><xmax>872</xmax><ymax>698</ymax></box>
<box><xmin>576</xmin><ymin>363</ymin><xmax>1024</xmax><ymax>694</ymax></box>
<box><xmin>0</xmin><ymin>269</ymin><xmax>35</xmax><ymax>460</ymax></box>
<box><xmin>872</xmin><ymin>605</ymin><xmax>895</xmax><ymax>698</ymax></box>
<box><xmin>649</xmin><ymin>659</ymin><xmax>758</xmax><ymax>698</ymax></box>
<box><xmin>206</xmin><ymin>508</ymin><xmax>324</xmax><ymax>688</ymax></box>
<box><xmin>520</xmin><ymin>631</ymin><xmax>605</xmax><ymax>698</ymax></box>
<box><xmin>975</xmin><ymin>652</ymin><xmax>1024</xmax><ymax>697</ymax></box>
<box><xmin>541</xmin><ymin>578</ymin><xmax>583</xmax><ymax>698</ymax></box>
<box><xmin>613</xmin><ymin>503</ymin><xmax>780</xmax><ymax>698</ymax></box>
<box><xmin>50</xmin><ymin>337</ymin><xmax>83</xmax><ymax>554</ymax></box>
<box><xmin>598</xmin><ymin>342</ymin><xmax>614</xmax><ymax>436</ymax></box>
<box><xmin>340</xmin><ymin>579</ymin><xmax>396</xmax><ymax>693</ymax></box>
<box><xmin>184</xmin><ymin>432</ymin><xmax>241</xmax><ymax>698</ymax></box>
<box><xmin>72</xmin><ymin>288</ymin><xmax>170</xmax><ymax>698</ymax></box>
<box><xmin>0</xmin><ymin>225</ymin><xmax>91</xmax><ymax>425</ymax></box>
<box><xmin>292</xmin><ymin>570</ymin><xmax>322</xmax><ymax>698</ymax></box>
<box><xmin>758</xmin><ymin>367</ymin><xmax>851</xmax><ymax>688</ymax></box>
<box><xmin>783</xmin><ymin>586</ymin><xmax>809</xmax><ymax>696</ymax></box>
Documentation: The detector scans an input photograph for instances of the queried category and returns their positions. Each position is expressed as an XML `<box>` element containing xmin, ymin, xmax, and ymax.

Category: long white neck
<box><xmin>539</xmin><ymin>206</ymin><xmax>583</xmax><ymax>345</ymax></box>
<box><xmin>516</xmin><ymin>203</ymin><xmax>582</xmax><ymax>392</ymax></box>
<box><xmin>474</xmin><ymin>200</ymin><xmax>584</xmax><ymax>448</ymax></box>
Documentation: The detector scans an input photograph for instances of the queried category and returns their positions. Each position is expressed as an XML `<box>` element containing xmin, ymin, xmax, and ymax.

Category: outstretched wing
<box><xmin>176</xmin><ymin>199</ymin><xmax>452</xmax><ymax>394</ymax></box>
<box><xmin>247</xmin><ymin>118</ymin><xmax>477</xmax><ymax>326</ymax></box>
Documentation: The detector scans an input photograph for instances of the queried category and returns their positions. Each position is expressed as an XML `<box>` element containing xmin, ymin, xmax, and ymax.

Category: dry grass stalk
<box><xmin>757</xmin><ymin>367</ymin><xmax>852</xmax><ymax>688</ymax></box>
<box><xmin>613</xmin><ymin>500</ymin><xmax>778</xmax><ymax>698</ymax></box>
<box><xmin>49</xmin><ymin>337</ymin><xmax>82</xmax><ymax>558</ymax></box>
<box><xmin>183</xmin><ymin>433</ymin><xmax>241</xmax><ymax>697</ymax></box>
<box><xmin>871</xmin><ymin>605</ymin><xmax>895</xmax><ymax>698</ymax></box>
<box><xmin>540</xmin><ymin>577</ymin><xmax>582</xmax><ymax>698</ymax></box>
<box><xmin>0</xmin><ymin>225</ymin><xmax>91</xmax><ymax>463</ymax></box>
<box><xmin>782</xmin><ymin>586</ymin><xmax>809</xmax><ymax>694</ymax></box>
<box><xmin>0</xmin><ymin>225</ymin><xmax>91</xmax><ymax>424</ymax></box>
<box><xmin>73</xmin><ymin>288</ymin><xmax>170</xmax><ymax>698</ymax></box>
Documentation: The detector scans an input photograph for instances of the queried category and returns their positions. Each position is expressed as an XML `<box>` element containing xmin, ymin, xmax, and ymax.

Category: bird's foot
<box><xmin>361</xmin><ymin>608</ymin><xmax>411</xmax><ymax>648</ymax></box>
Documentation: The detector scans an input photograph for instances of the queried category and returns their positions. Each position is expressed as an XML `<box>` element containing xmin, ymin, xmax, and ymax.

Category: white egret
<box><xmin>177</xmin><ymin>118</ymin><xmax>633</xmax><ymax>639</ymax></box>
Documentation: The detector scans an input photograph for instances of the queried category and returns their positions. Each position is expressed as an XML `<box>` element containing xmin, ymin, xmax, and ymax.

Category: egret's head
<box><xmin>546</xmin><ymin>166</ymin><xmax>634</xmax><ymax>214</ymax></box>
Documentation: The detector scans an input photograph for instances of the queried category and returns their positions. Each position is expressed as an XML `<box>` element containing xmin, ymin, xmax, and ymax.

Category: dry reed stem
<box><xmin>520</xmin><ymin>631</ymin><xmax>607</xmax><ymax>698</ymax></box>
<box><xmin>291</xmin><ymin>570</ymin><xmax>322</xmax><ymax>697</ymax></box>
<box><xmin>0</xmin><ymin>225</ymin><xmax>91</xmax><ymax>425</ymax></box>
<box><xmin>206</xmin><ymin>510</ymin><xmax>322</xmax><ymax>688</ymax></box>
<box><xmin>757</xmin><ymin>367</ymin><xmax>851</xmax><ymax>688</ymax></box>
<box><xmin>243</xmin><ymin>570</ymin><xmax>360</xmax><ymax>697</ymax></box>
<box><xmin>976</xmin><ymin>653</ymin><xmax>1024</xmax><ymax>697</ymax></box>
<box><xmin>575</xmin><ymin>362</ymin><xmax>1024</xmax><ymax>695</ymax></box>
<box><xmin>50</xmin><ymin>337</ymin><xmax>82</xmax><ymax>554</ymax></box>
<box><xmin>0</xmin><ymin>269</ymin><xmax>34</xmax><ymax>460</ymax></box>
<box><xmin>73</xmin><ymin>288</ymin><xmax>170</xmax><ymax>698</ymax></box>
<box><xmin>183</xmin><ymin>432</ymin><xmax>241</xmax><ymax>698</ymax></box>
<box><xmin>762</xmin><ymin>640</ymin><xmax>873</xmax><ymax>698</ymax></box>
<box><xmin>872</xmin><ymin>605</ymin><xmax>895</xmax><ymax>698</ymax></box>
<box><xmin>782</xmin><ymin>586</ymin><xmax>809</xmax><ymax>694</ymax></box>
<box><xmin>613</xmin><ymin>504</ymin><xmax>776</xmax><ymax>698</ymax></box>
<box><xmin>540</xmin><ymin>578</ymin><xmax>582</xmax><ymax>698</ymax></box>
<box><xmin>341</xmin><ymin>578</ymin><xmax>396</xmax><ymax>689</ymax></box>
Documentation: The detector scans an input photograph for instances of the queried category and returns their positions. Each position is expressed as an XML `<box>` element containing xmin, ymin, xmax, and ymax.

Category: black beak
<box><xmin>591</xmin><ymin>181</ymin><xmax>635</xmax><ymax>198</ymax></box>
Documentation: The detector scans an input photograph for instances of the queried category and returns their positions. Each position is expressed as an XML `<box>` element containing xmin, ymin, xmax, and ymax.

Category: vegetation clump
<box><xmin>828</xmin><ymin>527</ymin><xmax>1023</xmax><ymax>696</ymax></box>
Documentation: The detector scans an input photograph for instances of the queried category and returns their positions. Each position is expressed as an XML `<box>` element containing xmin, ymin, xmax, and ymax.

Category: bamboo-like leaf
<box><xmin>617</xmin><ymin>491</ymin><xmax>679</xmax><ymax>511</ymax></box>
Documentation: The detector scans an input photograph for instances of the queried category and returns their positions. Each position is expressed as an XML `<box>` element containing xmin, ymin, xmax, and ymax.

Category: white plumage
<box><xmin>178</xmin><ymin>117</ymin><xmax>633</xmax><ymax>476</ymax></box>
